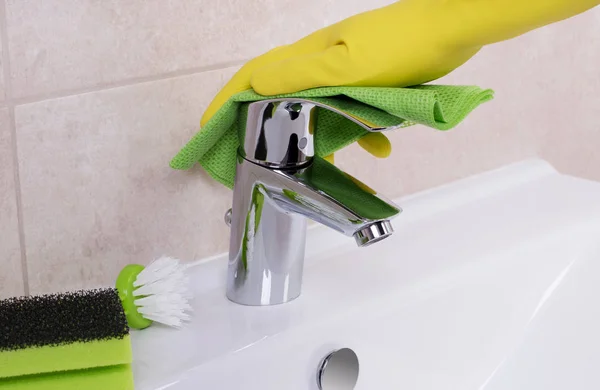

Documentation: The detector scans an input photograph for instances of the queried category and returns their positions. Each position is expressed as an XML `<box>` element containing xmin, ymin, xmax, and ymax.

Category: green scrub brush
<box><xmin>116</xmin><ymin>256</ymin><xmax>192</xmax><ymax>330</ymax></box>
<box><xmin>0</xmin><ymin>288</ymin><xmax>133</xmax><ymax>390</ymax></box>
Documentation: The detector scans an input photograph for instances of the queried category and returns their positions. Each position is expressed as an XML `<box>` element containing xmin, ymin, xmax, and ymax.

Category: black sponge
<box><xmin>0</xmin><ymin>288</ymin><xmax>129</xmax><ymax>352</ymax></box>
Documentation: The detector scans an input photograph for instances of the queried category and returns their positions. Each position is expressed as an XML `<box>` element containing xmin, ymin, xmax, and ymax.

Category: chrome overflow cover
<box><xmin>317</xmin><ymin>348</ymin><xmax>360</xmax><ymax>390</ymax></box>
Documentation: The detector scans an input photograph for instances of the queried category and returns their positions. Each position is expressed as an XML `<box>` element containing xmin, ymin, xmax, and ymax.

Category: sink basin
<box><xmin>132</xmin><ymin>159</ymin><xmax>600</xmax><ymax>390</ymax></box>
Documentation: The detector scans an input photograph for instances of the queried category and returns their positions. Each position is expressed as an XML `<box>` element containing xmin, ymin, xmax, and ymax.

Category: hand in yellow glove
<box><xmin>201</xmin><ymin>0</ymin><xmax>599</xmax><ymax>159</ymax></box>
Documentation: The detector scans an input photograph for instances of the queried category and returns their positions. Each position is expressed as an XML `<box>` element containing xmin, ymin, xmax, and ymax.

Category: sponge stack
<box><xmin>0</xmin><ymin>289</ymin><xmax>134</xmax><ymax>390</ymax></box>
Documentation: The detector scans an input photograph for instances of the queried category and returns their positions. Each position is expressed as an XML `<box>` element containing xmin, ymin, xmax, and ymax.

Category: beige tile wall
<box><xmin>0</xmin><ymin>1</ymin><xmax>598</xmax><ymax>297</ymax></box>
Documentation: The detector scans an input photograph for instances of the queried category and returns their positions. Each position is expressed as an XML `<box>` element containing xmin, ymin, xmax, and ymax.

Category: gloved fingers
<box><xmin>201</xmin><ymin>30</ymin><xmax>332</xmax><ymax>126</ymax></box>
<box><xmin>357</xmin><ymin>132</ymin><xmax>392</xmax><ymax>158</ymax></box>
<box><xmin>321</xmin><ymin>132</ymin><xmax>391</xmax><ymax>166</ymax></box>
<box><xmin>250</xmin><ymin>43</ymin><xmax>356</xmax><ymax>95</ymax></box>
<box><xmin>200</xmin><ymin>68</ymin><xmax>251</xmax><ymax>126</ymax></box>
<box><xmin>201</xmin><ymin>46</ymin><xmax>297</xmax><ymax>126</ymax></box>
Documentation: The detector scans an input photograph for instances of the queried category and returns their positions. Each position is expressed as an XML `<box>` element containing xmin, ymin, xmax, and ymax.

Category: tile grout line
<box><xmin>10</xmin><ymin>59</ymin><xmax>247</xmax><ymax>106</ymax></box>
<box><xmin>6</xmin><ymin>109</ymin><xmax>28</xmax><ymax>296</ymax></box>
<box><xmin>0</xmin><ymin>0</ymin><xmax>29</xmax><ymax>296</ymax></box>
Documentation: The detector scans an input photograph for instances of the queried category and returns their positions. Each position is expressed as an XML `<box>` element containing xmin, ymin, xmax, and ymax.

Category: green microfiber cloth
<box><xmin>0</xmin><ymin>289</ymin><xmax>134</xmax><ymax>390</ymax></box>
<box><xmin>170</xmin><ymin>85</ymin><xmax>494</xmax><ymax>188</ymax></box>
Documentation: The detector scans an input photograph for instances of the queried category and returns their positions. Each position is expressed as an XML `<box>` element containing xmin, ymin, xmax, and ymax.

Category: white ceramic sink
<box><xmin>132</xmin><ymin>160</ymin><xmax>600</xmax><ymax>390</ymax></box>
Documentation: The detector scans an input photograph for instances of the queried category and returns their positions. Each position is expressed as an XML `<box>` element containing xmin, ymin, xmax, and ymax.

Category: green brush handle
<box><xmin>116</xmin><ymin>264</ymin><xmax>153</xmax><ymax>330</ymax></box>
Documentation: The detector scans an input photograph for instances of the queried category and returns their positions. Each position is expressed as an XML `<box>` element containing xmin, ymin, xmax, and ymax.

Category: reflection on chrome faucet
<box><xmin>227</xmin><ymin>100</ymin><xmax>401</xmax><ymax>306</ymax></box>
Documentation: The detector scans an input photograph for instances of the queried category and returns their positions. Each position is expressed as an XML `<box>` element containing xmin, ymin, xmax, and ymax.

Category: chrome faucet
<box><xmin>227</xmin><ymin>99</ymin><xmax>402</xmax><ymax>306</ymax></box>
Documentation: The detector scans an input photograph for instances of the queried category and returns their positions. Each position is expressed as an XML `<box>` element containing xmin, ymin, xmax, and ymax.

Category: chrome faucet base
<box><xmin>227</xmin><ymin>158</ymin><xmax>307</xmax><ymax>306</ymax></box>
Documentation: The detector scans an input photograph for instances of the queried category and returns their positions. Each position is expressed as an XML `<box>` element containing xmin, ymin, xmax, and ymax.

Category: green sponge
<box><xmin>0</xmin><ymin>365</ymin><xmax>133</xmax><ymax>390</ymax></box>
<box><xmin>0</xmin><ymin>289</ymin><xmax>134</xmax><ymax>389</ymax></box>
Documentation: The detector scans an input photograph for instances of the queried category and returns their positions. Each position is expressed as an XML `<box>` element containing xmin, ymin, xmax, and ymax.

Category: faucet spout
<box><xmin>226</xmin><ymin>99</ymin><xmax>402</xmax><ymax>306</ymax></box>
<box><xmin>261</xmin><ymin>156</ymin><xmax>400</xmax><ymax>239</ymax></box>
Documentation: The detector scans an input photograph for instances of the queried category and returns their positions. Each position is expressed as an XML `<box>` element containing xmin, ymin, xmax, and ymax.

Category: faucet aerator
<box><xmin>353</xmin><ymin>220</ymin><xmax>394</xmax><ymax>247</ymax></box>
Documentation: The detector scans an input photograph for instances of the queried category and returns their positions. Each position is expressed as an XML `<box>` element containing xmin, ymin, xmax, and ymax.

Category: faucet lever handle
<box><xmin>301</xmin><ymin>99</ymin><xmax>400</xmax><ymax>133</ymax></box>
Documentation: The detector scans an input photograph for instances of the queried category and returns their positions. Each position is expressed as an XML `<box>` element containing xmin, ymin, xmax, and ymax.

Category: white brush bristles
<box><xmin>132</xmin><ymin>256</ymin><xmax>192</xmax><ymax>328</ymax></box>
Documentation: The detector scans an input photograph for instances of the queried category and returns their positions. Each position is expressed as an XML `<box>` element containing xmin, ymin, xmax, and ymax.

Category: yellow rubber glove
<box><xmin>202</xmin><ymin>0</ymin><xmax>599</xmax><ymax>159</ymax></box>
